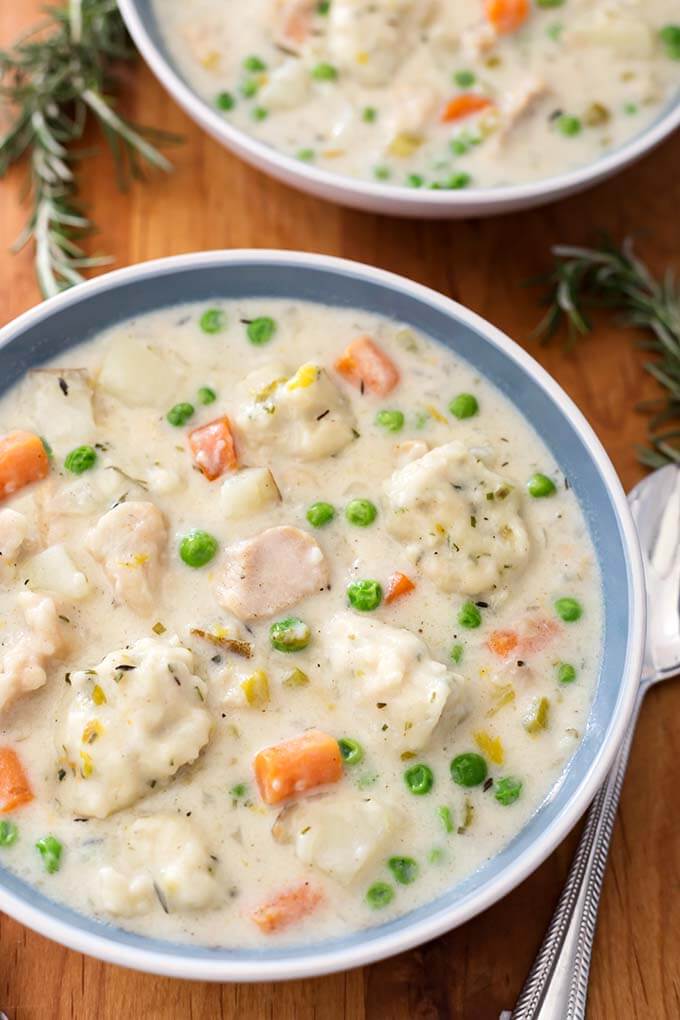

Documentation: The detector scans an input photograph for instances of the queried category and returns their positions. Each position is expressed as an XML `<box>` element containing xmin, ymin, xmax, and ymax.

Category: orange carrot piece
<box><xmin>0</xmin><ymin>748</ymin><xmax>34</xmax><ymax>813</ymax></box>
<box><xmin>384</xmin><ymin>571</ymin><xmax>415</xmax><ymax>605</ymax></box>
<box><xmin>254</xmin><ymin>728</ymin><xmax>343</xmax><ymax>805</ymax></box>
<box><xmin>0</xmin><ymin>431</ymin><xmax>49</xmax><ymax>501</ymax></box>
<box><xmin>519</xmin><ymin>617</ymin><xmax>561</xmax><ymax>656</ymax></box>
<box><xmin>441</xmin><ymin>94</ymin><xmax>493</xmax><ymax>123</ymax></box>
<box><xmin>485</xmin><ymin>0</ymin><xmax>529</xmax><ymax>34</ymax></box>
<box><xmin>487</xmin><ymin>629</ymin><xmax>519</xmax><ymax>658</ymax></box>
<box><xmin>334</xmin><ymin>336</ymin><xmax>400</xmax><ymax>397</ymax></box>
<box><xmin>251</xmin><ymin>882</ymin><xmax>323</xmax><ymax>934</ymax></box>
<box><xmin>188</xmin><ymin>415</ymin><xmax>238</xmax><ymax>481</ymax></box>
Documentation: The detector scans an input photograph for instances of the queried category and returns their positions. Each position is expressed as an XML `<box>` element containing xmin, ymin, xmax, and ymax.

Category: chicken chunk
<box><xmin>327</xmin><ymin>0</ymin><xmax>434</xmax><ymax>86</ymax></box>
<box><xmin>58</xmin><ymin>638</ymin><xmax>212</xmax><ymax>818</ymax></box>
<box><xmin>236</xmin><ymin>363</ymin><xmax>356</xmax><ymax>462</ymax></box>
<box><xmin>272</xmin><ymin>0</ymin><xmax>316</xmax><ymax>54</ymax></box>
<box><xmin>325</xmin><ymin>612</ymin><xmax>464</xmax><ymax>753</ymax></box>
<box><xmin>216</xmin><ymin>525</ymin><xmax>328</xmax><ymax>621</ymax></box>
<box><xmin>0</xmin><ymin>592</ymin><xmax>63</xmax><ymax>715</ymax></box>
<box><xmin>87</xmin><ymin>501</ymin><xmax>167</xmax><ymax>615</ymax></box>
<box><xmin>98</xmin><ymin>814</ymin><xmax>219</xmax><ymax>917</ymax></box>
<box><xmin>384</xmin><ymin>441</ymin><xmax>530</xmax><ymax>596</ymax></box>
<box><xmin>497</xmin><ymin>75</ymin><xmax>549</xmax><ymax>141</ymax></box>
<box><xmin>0</xmin><ymin>508</ymin><xmax>28</xmax><ymax>569</ymax></box>
<box><xmin>276</xmin><ymin>791</ymin><xmax>400</xmax><ymax>885</ymax></box>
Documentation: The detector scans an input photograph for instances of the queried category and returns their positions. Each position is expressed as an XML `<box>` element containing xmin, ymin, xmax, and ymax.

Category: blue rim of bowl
<box><xmin>118</xmin><ymin>0</ymin><xmax>680</xmax><ymax>212</ymax></box>
<box><xmin>0</xmin><ymin>251</ymin><xmax>645</xmax><ymax>980</ymax></box>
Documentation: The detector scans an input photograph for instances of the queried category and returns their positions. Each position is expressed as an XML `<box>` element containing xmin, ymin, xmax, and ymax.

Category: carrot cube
<box><xmin>254</xmin><ymin>728</ymin><xmax>342</xmax><ymax>805</ymax></box>
<box><xmin>0</xmin><ymin>747</ymin><xmax>34</xmax><ymax>813</ymax></box>
<box><xmin>334</xmin><ymin>337</ymin><xmax>400</xmax><ymax>397</ymax></box>
<box><xmin>188</xmin><ymin>415</ymin><xmax>238</xmax><ymax>481</ymax></box>
<box><xmin>251</xmin><ymin>882</ymin><xmax>323</xmax><ymax>934</ymax></box>
<box><xmin>0</xmin><ymin>431</ymin><xmax>49</xmax><ymax>501</ymax></box>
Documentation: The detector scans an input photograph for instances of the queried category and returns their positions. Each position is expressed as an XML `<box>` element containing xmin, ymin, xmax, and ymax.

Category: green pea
<box><xmin>450</xmin><ymin>137</ymin><xmax>471</xmax><ymax>156</ymax></box>
<box><xmin>197</xmin><ymin>386</ymin><xmax>217</xmax><ymax>405</ymax></box>
<box><xmin>454</xmin><ymin>70</ymin><xmax>476</xmax><ymax>87</ymax></box>
<box><xmin>449</xmin><ymin>393</ymin><xmax>479</xmax><ymax>419</ymax></box>
<box><xmin>362</xmin><ymin>106</ymin><xmax>378</xmax><ymax>123</ymax></box>
<box><xmin>297</xmin><ymin>148</ymin><xmax>315</xmax><ymax>162</ymax></box>
<box><xmin>557</xmin><ymin>662</ymin><xmax>577</xmax><ymax>684</ymax></box>
<box><xmin>251</xmin><ymin>106</ymin><xmax>269</xmax><ymax>121</ymax></box>
<box><xmin>345</xmin><ymin>499</ymin><xmax>377</xmax><ymax>527</ymax></box>
<box><xmin>338</xmin><ymin>738</ymin><xmax>364</xmax><ymax>766</ymax></box>
<box><xmin>312</xmin><ymin>62</ymin><xmax>338</xmax><ymax>81</ymax></box>
<box><xmin>166</xmin><ymin>403</ymin><xmax>195</xmax><ymax>427</ymax></box>
<box><xmin>36</xmin><ymin>834</ymin><xmax>62</xmax><ymax>874</ymax></box>
<box><xmin>200</xmin><ymin>307</ymin><xmax>225</xmax><ymax>333</ymax></box>
<box><xmin>450</xmin><ymin>752</ymin><xmax>487</xmax><ymax>787</ymax></box>
<box><xmin>375</xmin><ymin>409</ymin><xmax>404</xmax><ymax>433</ymax></box>
<box><xmin>428</xmin><ymin>847</ymin><xmax>445</xmax><ymax>864</ymax></box>
<box><xmin>306</xmin><ymin>501</ymin><xmax>335</xmax><ymax>527</ymax></box>
<box><xmin>404</xmin><ymin>763</ymin><xmax>434</xmax><ymax>796</ymax></box>
<box><xmin>240</xmin><ymin>79</ymin><xmax>259</xmax><ymax>99</ymax></box>
<box><xmin>407</xmin><ymin>174</ymin><xmax>424</xmax><ymax>188</ymax></box>
<box><xmin>458</xmin><ymin>601</ymin><xmax>481</xmax><ymax>629</ymax></box>
<box><xmin>216</xmin><ymin>91</ymin><xmax>235</xmax><ymax>111</ymax></box>
<box><xmin>437</xmin><ymin>805</ymin><xmax>454</xmax><ymax>834</ymax></box>
<box><xmin>366</xmin><ymin>881</ymin><xmax>394</xmax><ymax>909</ymax></box>
<box><xmin>557</xmin><ymin>114</ymin><xmax>582</xmax><ymax>137</ymax></box>
<box><xmin>660</xmin><ymin>25</ymin><xmax>680</xmax><ymax>59</ymax></box>
<box><xmin>243</xmin><ymin>54</ymin><xmax>267</xmax><ymax>71</ymax></box>
<box><xmin>445</xmin><ymin>172</ymin><xmax>471</xmax><ymax>190</ymax></box>
<box><xmin>527</xmin><ymin>472</ymin><xmax>557</xmax><ymax>498</ymax></box>
<box><xmin>624</xmin><ymin>102</ymin><xmax>639</xmax><ymax>115</ymax></box>
<box><xmin>230</xmin><ymin>783</ymin><xmax>247</xmax><ymax>799</ymax></box>
<box><xmin>388</xmin><ymin>855</ymin><xmax>419</xmax><ymax>885</ymax></box>
<box><xmin>546</xmin><ymin>21</ymin><xmax>563</xmax><ymax>40</ymax></box>
<box><xmin>450</xmin><ymin>643</ymin><xmax>464</xmax><ymax>664</ymax></box>
<box><xmin>347</xmin><ymin>579</ymin><xmax>382</xmax><ymax>612</ymax></box>
<box><xmin>179</xmin><ymin>530</ymin><xmax>218</xmax><ymax>568</ymax></box>
<box><xmin>246</xmin><ymin>316</ymin><xmax>277</xmax><ymax>345</ymax></box>
<box><xmin>0</xmin><ymin>820</ymin><xmax>18</xmax><ymax>847</ymax></box>
<box><xmin>373</xmin><ymin>165</ymin><xmax>391</xmax><ymax>181</ymax></box>
<box><xmin>64</xmin><ymin>445</ymin><xmax>97</xmax><ymax>474</ymax></box>
<box><xmin>317</xmin><ymin>1</ymin><xmax>330</xmax><ymax>14</ymax></box>
<box><xmin>495</xmin><ymin>777</ymin><xmax>523</xmax><ymax>806</ymax></box>
<box><xmin>270</xmin><ymin>616</ymin><xmax>311</xmax><ymax>652</ymax></box>
<box><xmin>555</xmin><ymin>597</ymin><xmax>583</xmax><ymax>622</ymax></box>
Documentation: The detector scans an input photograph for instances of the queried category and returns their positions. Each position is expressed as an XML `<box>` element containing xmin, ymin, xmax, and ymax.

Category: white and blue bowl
<box><xmin>118</xmin><ymin>0</ymin><xmax>680</xmax><ymax>218</ymax></box>
<box><xmin>0</xmin><ymin>252</ymin><xmax>645</xmax><ymax>980</ymax></box>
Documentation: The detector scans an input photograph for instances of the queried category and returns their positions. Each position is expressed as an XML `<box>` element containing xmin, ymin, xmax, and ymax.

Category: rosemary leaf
<box><xmin>535</xmin><ymin>238</ymin><xmax>680</xmax><ymax>466</ymax></box>
<box><xmin>0</xmin><ymin>0</ymin><xmax>179</xmax><ymax>297</ymax></box>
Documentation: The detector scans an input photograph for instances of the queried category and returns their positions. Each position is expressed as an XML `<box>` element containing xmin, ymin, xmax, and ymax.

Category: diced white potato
<box><xmin>86</xmin><ymin>501</ymin><xmax>167</xmax><ymax>615</ymax></box>
<box><xmin>567</xmin><ymin>7</ymin><xmax>654</xmax><ymax>59</ymax></box>
<box><xmin>19</xmin><ymin>368</ymin><xmax>95</xmax><ymax>457</ymax></box>
<box><xmin>327</xmin><ymin>0</ymin><xmax>434</xmax><ymax>86</ymax></box>
<box><xmin>0</xmin><ymin>592</ymin><xmax>63</xmax><ymax>715</ymax></box>
<box><xmin>286</xmin><ymin>791</ymin><xmax>400</xmax><ymax>884</ymax></box>
<box><xmin>98</xmin><ymin>866</ymin><xmax>155</xmax><ymax>917</ymax></box>
<box><xmin>25</xmin><ymin>544</ymin><xmax>89</xmax><ymax>600</ymax></box>
<box><xmin>216</xmin><ymin>525</ymin><xmax>328</xmax><ymax>620</ymax></box>
<box><xmin>0</xmin><ymin>508</ymin><xmax>28</xmax><ymax>567</ymax></box>
<box><xmin>58</xmin><ymin>638</ymin><xmax>212</xmax><ymax>818</ymax></box>
<box><xmin>384</xmin><ymin>441</ymin><xmax>530</xmax><ymax>596</ymax></box>
<box><xmin>97</xmin><ymin>335</ymin><xmax>183</xmax><ymax>409</ymax></box>
<box><xmin>236</xmin><ymin>363</ymin><xmax>356</xmax><ymax>462</ymax></box>
<box><xmin>47</xmin><ymin>469</ymin><xmax>121</xmax><ymax>519</ymax></box>
<box><xmin>220</xmin><ymin>467</ymin><xmax>281</xmax><ymax>520</ymax></box>
<box><xmin>259</xmin><ymin>58</ymin><xmax>310</xmax><ymax>111</ymax></box>
<box><xmin>325</xmin><ymin>612</ymin><xmax>464</xmax><ymax>753</ymax></box>
<box><xmin>97</xmin><ymin>814</ymin><xmax>219</xmax><ymax>916</ymax></box>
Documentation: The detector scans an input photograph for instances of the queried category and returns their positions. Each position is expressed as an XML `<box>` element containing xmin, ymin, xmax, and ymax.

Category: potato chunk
<box><xmin>236</xmin><ymin>363</ymin><xmax>356</xmax><ymax>462</ymax></box>
<box><xmin>0</xmin><ymin>592</ymin><xmax>63</xmax><ymax>715</ymax></box>
<box><xmin>58</xmin><ymin>638</ymin><xmax>212</xmax><ymax>818</ymax></box>
<box><xmin>98</xmin><ymin>814</ymin><xmax>219</xmax><ymax>916</ymax></box>
<box><xmin>20</xmin><ymin>368</ymin><xmax>94</xmax><ymax>457</ymax></box>
<box><xmin>87</xmin><ymin>501</ymin><xmax>167</xmax><ymax>615</ymax></box>
<box><xmin>216</xmin><ymin>525</ymin><xmax>328</xmax><ymax>621</ymax></box>
<box><xmin>325</xmin><ymin>612</ymin><xmax>463</xmax><ymax>753</ymax></box>
<box><xmin>98</xmin><ymin>335</ymin><xmax>183</xmax><ymax>408</ymax></box>
<box><xmin>220</xmin><ymin>467</ymin><xmax>281</xmax><ymax>520</ymax></box>
<box><xmin>384</xmin><ymin>441</ymin><xmax>530</xmax><ymax>596</ymax></box>
<box><xmin>25</xmin><ymin>544</ymin><xmax>89</xmax><ymax>600</ymax></box>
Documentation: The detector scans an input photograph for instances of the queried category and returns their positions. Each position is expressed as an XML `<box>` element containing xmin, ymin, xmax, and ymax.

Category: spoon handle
<box><xmin>509</xmin><ymin>685</ymin><xmax>645</xmax><ymax>1020</ymax></box>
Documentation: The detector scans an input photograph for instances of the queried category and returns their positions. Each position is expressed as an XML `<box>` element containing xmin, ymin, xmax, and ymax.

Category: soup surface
<box><xmin>0</xmin><ymin>299</ymin><xmax>602</xmax><ymax>946</ymax></box>
<box><xmin>153</xmin><ymin>0</ymin><xmax>680</xmax><ymax>190</ymax></box>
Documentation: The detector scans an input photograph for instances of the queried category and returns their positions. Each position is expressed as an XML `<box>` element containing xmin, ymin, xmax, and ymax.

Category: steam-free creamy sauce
<box><xmin>153</xmin><ymin>0</ymin><xmax>680</xmax><ymax>190</ymax></box>
<box><xmin>0</xmin><ymin>299</ymin><xmax>601</xmax><ymax>946</ymax></box>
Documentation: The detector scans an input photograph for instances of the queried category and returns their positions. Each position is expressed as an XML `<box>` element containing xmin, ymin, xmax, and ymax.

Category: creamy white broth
<box><xmin>0</xmin><ymin>300</ymin><xmax>602</xmax><ymax>946</ymax></box>
<box><xmin>153</xmin><ymin>0</ymin><xmax>680</xmax><ymax>190</ymax></box>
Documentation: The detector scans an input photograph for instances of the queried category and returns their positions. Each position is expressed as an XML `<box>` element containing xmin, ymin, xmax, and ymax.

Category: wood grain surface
<box><xmin>1</xmin><ymin>4</ymin><xmax>679</xmax><ymax>1018</ymax></box>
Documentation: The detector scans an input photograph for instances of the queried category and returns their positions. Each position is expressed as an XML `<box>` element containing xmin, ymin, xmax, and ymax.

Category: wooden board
<box><xmin>1</xmin><ymin>4</ymin><xmax>679</xmax><ymax>1017</ymax></box>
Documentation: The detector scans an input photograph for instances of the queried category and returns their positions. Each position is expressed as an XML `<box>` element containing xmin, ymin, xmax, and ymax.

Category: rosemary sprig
<box><xmin>0</xmin><ymin>0</ymin><xmax>177</xmax><ymax>298</ymax></box>
<box><xmin>536</xmin><ymin>238</ymin><xmax>680</xmax><ymax>468</ymax></box>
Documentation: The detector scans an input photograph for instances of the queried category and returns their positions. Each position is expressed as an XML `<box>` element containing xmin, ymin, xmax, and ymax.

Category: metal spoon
<box><xmin>505</xmin><ymin>464</ymin><xmax>680</xmax><ymax>1019</ymax></box>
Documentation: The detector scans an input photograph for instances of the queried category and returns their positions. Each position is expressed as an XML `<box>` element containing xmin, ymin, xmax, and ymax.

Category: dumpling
<box><xmin>325</xmin><ymin>612</ymin><xmax>464</xmax><ymax>753</ymax></box>
<box><xmin>58</xmin><ymin>637</ymin><xmax>212</xmax><ymax>818</ymax></box>
<box><xmin>384</xmin><ymin>441</ymin><xmax>530</xmax><ymax>596</ymax></box>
